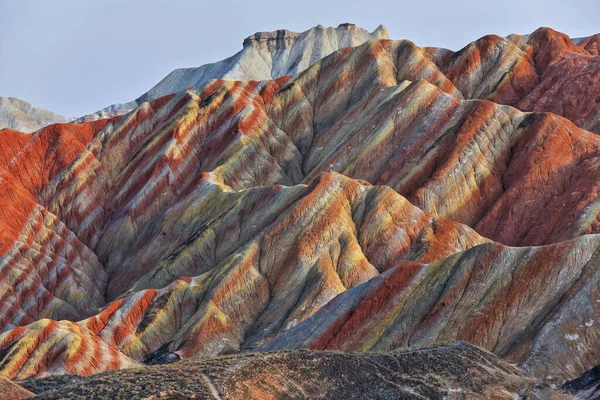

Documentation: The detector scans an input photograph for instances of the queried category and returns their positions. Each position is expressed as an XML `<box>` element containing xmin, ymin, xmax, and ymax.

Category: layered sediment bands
<box><xmin>513</xmin><ymin>29</ymin><xmax>600</xmax><ymax>135</ymax></box>
<box><xmin>0</xmin><ymin>203</ymin><xmax>107</xmax><ymax>331</ymax></box>
<box><xmin>0</xmin><ymin>129</ymin><xmax>30</xmax><ymax>165</ymax></box>
<box><xmin>0</xmin><ymin>319</ymin><xmax>137</xmax><ymax>380</ymax></box>
<box><xmin>0</xmin><ymin>120</ymin><xmax>117</xmax><ymax>333</ymax></box>
<box><xmin>260</xmin><ymin>234</ymin><xmax>600</xmax><ymax>383</ymax></box>
<box><xmin>3</xmin><ymin>119</ymin><xmax>112</xmax><ymax>196</ymax></box>
<box><xmin>100</xmin><ymin>26</ymin><xmax>600</xmax><ymax>138</ymax></box>
<box><xmin>266</xmin><ymin>45</ymin><xmax>600</xmax><ymax>245</ymax></box>
<box><xmin>99</xmin><ymin>23</ymin><xmax>389</xmax><ymax>115</ymax></box>
<box><xmin>22</xmin><ymin>342</ymin><xmax>565</xmax><ymax>400</ymax></box>
<box><xmin>0</xmin><ymin>140</ymin><xmax>106</xmax><ymax>330</ymax></box>
<box><xmin>1</xmin><ymin>25</ymin><xmax>600</xmax><ymax>389</ymax></box>
<box><xmin>0</xmin><ymin>173</ymin><xmax>489</xmax><ymax>378</ymax></box>
<box><xmin>418</xmin><ymin>27</ymin><xmax>600</xmax><ymax>135</ymax></box>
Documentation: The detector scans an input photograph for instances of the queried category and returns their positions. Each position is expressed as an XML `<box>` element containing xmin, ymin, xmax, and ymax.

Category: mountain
<box><xmin>259</xmin><ymin>234</ymin><xmax>600</xmax><ymax>384</ymax></box>
<box><xmin>0</xmin><ymin>24</ymin><xmax>388</xmax><ymax>134</ymax></box>
<box><xmin>98</xmin><ymin>26</ymin><xmax>600</xmax><ymax>139</ymax></box>
<box><xmin>1</xmin><ymin>24</ymin><xmax>600</xmax><ymax>399</ymax></box>
<box><xmin>0</xmin><ymin>97</ymin><xmax>68</xmax><ymax>133</ymax></box>
<box><xmin>99</xmin><ymin>23</ymin><xmax>390</xmax><ymax>114</ymax></box>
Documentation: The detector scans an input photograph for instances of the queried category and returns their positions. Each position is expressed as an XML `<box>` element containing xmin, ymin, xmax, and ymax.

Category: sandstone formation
<box><xmin>0</xmin><ymin>24</ymin><xmax>600</xmax><ymax>399</ymax></box>
<box><xmin>1</xmin><ymin>50</ymin><xmax>600</xmax><ymax>383</ymax></box>
<box><xmin>259</xmin><ymin>234</ymin><xmax>600</xmax><ymax>384</ymax></box>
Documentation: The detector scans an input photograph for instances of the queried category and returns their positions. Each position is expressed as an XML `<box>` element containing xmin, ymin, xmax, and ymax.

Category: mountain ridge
<box><xmin>97</xmin><ymin>23</ymin><xmax>389</xmax><ymax>115</ymax></box>
<box><xmin>1</xmin><ymin>23</ymin><xmax>600</xmax><ymax>399</ymax></box>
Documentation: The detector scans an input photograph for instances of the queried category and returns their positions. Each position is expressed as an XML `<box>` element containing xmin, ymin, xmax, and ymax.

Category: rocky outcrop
<box><xmin>6</xmin><ymin>26</ymin><xmax>600</xmax><ymax>138</ymax></box>
<box><xmin>0</xmin><ymin>97</ymin><xmax>68</xmax><ymax>133</ymax></box>
<box><xmin>1</xmin><ymin>45</ymin><xmax>600</xmax><ymax>382</ymax></box>
<box><xmin>97</xmin><ymin>26</ymin><xmax>600</xmax><ymax>140</ymax></box>
<box><xmin>21</xmin><ymin>342</ymin><xmax>566</xmax><ymax>399</ymax></box>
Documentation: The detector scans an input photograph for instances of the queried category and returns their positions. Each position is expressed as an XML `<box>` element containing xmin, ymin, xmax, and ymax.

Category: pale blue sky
<box><xmin>1</xmin><ymin>0</ymin><xmax>598</xmax><ymax>117</ymax></box>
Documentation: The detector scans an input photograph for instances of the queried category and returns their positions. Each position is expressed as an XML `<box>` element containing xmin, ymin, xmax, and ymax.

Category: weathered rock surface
<box><xmin>563</xmin><ymin>365</ymin><xmax>600</xmax><ymax>399</ymax></box>
<box><xmin>0</xmin><ymin>170</ymin><xmax>490</xmax><ymax>379</ymax></box>
<box><xmin>1</xmin><ymin>47</ymin><xmax>600</xmax><ymax>382</ymax></box>
<box><xmin>21</xmin><ymin>342</ymin><xmax>566</xmax><ymax>399</ymax></box>
<box><xmin>444</xmin><ymin>28</ymin><xmax>600</xmax><ymax>135</ymax></box>
<box><xmin>98</xmin><ymin>26</ymin><xmax>600</xmax><ymax>139</ymax></box>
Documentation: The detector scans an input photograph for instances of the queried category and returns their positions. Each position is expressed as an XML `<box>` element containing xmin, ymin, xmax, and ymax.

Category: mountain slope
<box><xmin>0</xmin><ymin>25</ymin><xmax>600</xmax><ymax>397</ymax></box>
<box><xmin>99</xmin><ymin>26</ymin><xmax>600</xmax><ymax>139</ymax></box>
<box><xmin>259</xmin><ymin>234</ymin><xmax>600</xmax><ymax>384</ymax></box>
<box><xmin>0</xmin><ymin>69</ymin><xmax>599</xmax><ymax>383</ymax></box>
<box><xmin>0</xmin><ymin>172</ymin><xmax>490</xmax><ymax>379</ymax></box>
<box><xmin>438</xmin><ymin>28</ymin><xmax>600</xmax><ymax>134</ymax></box>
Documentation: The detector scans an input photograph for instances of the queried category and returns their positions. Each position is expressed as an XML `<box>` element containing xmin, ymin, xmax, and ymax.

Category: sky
<box><xmin>1</xmin><ymin>0</ymin><xmax>599</xmax><ymax>117</ymax></box>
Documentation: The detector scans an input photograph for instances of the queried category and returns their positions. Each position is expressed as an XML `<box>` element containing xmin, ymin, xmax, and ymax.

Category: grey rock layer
<box><xmin>0</xmin><ymin>97</ymin><xmax>68</xmax><ymax>133</ymax></box>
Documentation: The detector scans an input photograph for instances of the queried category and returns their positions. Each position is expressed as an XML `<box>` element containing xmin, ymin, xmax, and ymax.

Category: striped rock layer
<box><xmin>99</xmin><ymin>26</ymin><xmax>600</xmax><ymax>139</ymax></box>
<box><xmin>0</xmin><ymin>26</ymin><xmax>599</xmax><ymax>393</ymax></box>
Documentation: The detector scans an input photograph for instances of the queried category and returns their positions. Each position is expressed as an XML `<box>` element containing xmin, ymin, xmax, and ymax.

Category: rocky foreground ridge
<box><xmin>16</xmin><ymin>343</ymin><xmax>566</xmax><ymax>399</ymax></box>
<box><xmin>1</xmin><ymin>24</ymin><xmax>600</xmax><ymax>398</ymax></box>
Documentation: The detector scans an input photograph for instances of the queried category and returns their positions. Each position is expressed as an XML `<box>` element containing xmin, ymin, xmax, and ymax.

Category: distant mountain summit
<box><xmin>100</xmin><ymin>23</ymin><xmax>389</xmax><ymax>113</ymax></box>
<box><xmin>0</xmin><ymin>97</ymin><xmax>68</xmax><ymax>133</ymax></box>
<box><xmin>1</xmin><ymin>24</ymin><xmax>388</xmax><ymax>131</ymax></box>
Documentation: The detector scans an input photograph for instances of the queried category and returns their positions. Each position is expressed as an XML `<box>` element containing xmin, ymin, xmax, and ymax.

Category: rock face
<box><xmin>1</xmin><ymin>24</ymin><xmax>600</xmax><ymax>399</ymax></box>
<box><xmin>0</xmin><ymin>97</ymin><xmax>68</xmax><ymax>133</ymax></box>
<box><xmin>21</xmin><ymin>342</ymin><xmax>566</xmax><ymax>399</ymax></box>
